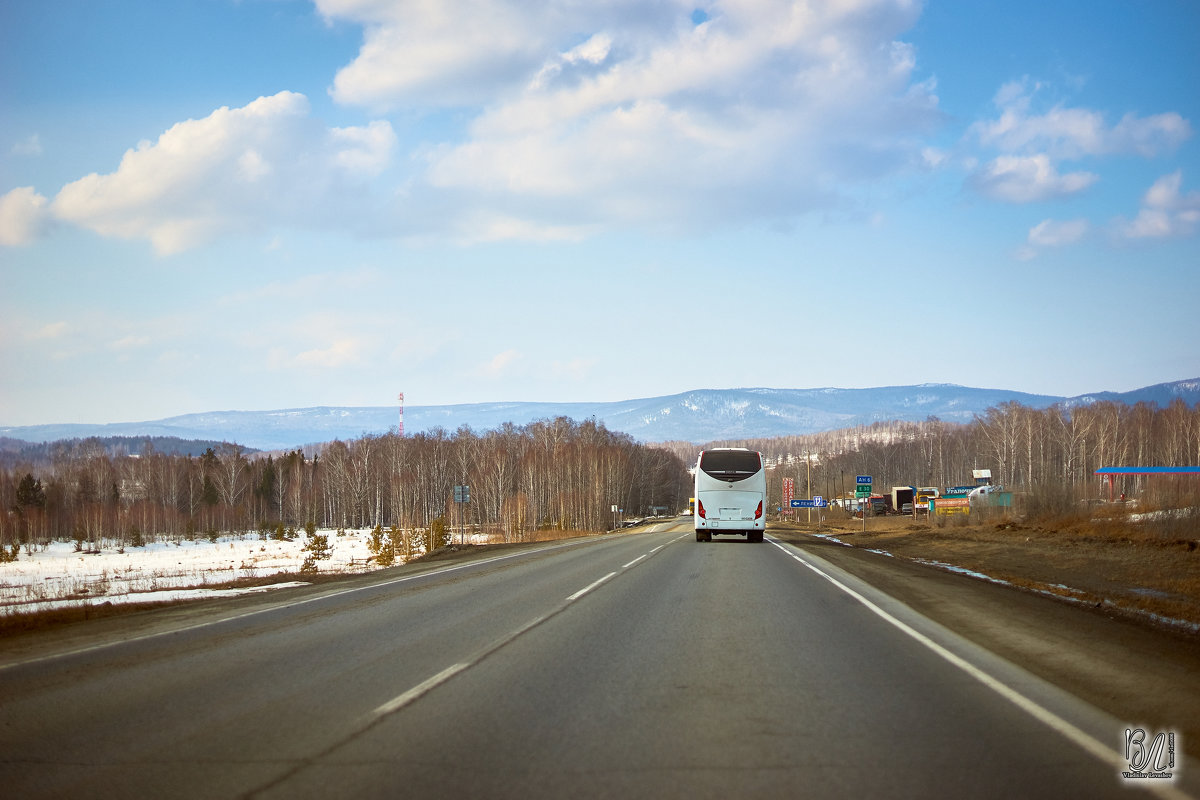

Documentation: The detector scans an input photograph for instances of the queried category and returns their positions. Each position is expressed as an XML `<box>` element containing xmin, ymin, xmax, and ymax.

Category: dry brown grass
<box><xmin>778</xmin><ymin>509</ymin><xmax>1200</xmax><ymax>630</ymax></box>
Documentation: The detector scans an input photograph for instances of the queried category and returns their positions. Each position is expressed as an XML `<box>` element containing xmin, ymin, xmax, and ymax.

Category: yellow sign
<box><xmin>933</xmin><ymin>497</ymin><xmax>970</xmax><ymax>515</ymax></box>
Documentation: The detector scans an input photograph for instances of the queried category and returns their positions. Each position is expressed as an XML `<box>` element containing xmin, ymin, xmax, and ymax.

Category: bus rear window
<box><xmin>699</xmin><ymin>450</ymin><xmax>762</xmax><ymax>479</ymax></box>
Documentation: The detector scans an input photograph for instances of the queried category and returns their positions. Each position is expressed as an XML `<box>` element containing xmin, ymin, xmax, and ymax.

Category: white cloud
<box><xmin>11</xmin><ymin>134</ymin><xmax>43</xmax><ymax>157</ymax></box>
<box><xmin>969</xmin><ymin>155</ymin><xmax>1097</xmax><ymax>203</ymax></box>
<box><xmin>31</xmin><ymin>321</ymin><xmax>69</xmax><ymax>340</ymax></box>
<box><xmin>972</xmin><ymin>80</ymin><xmax>1191</xmax><ymax>159</ymax></box>
<box><xmin>564</xmin><ymin>33</ymin><xmax>613</xmax><ymax>66</ymax></box>
<box><xmin>0</xmin><ymin>186</ymin><xmax>51</xmax><ymax>246</ymax></box>
<box><xmin>14</xmin><ymin>2</ymin><xmax>948</xmax><ymax>250</ymax></box>
<box><xmin>1027</xmin><ymin>218</ymin><xmax>1088</xmax><ymax>247</ymax></box>
<box><xmin>966</xmin><ymin>80</ymin><xmax>1191</xmax><ymax>211</ymax></box>
<box><xmin>237</xmin><ymin>150</ymin><xmax>272</xmax><ymax>182</ymax></box>
<box><xmin>292</xmin><ymin>338</ymin><xmax>364</xmax><ymax>368</ymax></box>
<box><xmin>219</xmin><ymin>268</ymin><xmax>381</xmax><ymax>306</ymax></box>
<box><xmin>552</xmin><ymin>357</ymin><xmax>596</xmax><ymax>381</ymax></box>
<box><xmin>331</xmin><ymin>120</ymin><xmax>397</xmax><ymax>175</ymax></box>
<box><xmin>109</xmin><ymin>335</ymin><xmax>151</xmax><ymax>350</ymax></box>
<box><xmin>920</xmin><ymin>147</ymin><xmax>948</xmax><ymax>169</ymax></box>
<box><xmin>323</xmin><ymin>0</ymin><xmax>938</xmax><ymax>235</ymax></box>
<box><xmin>318</xmin><ymin>0</ymin><xmax>574</xmax><ymax>110</ymax></box>
<box><xmin>454</xmin><ymin>212</ymin><xmax>594</xmax><ymax>244</ymax></box>
<box><xmin>481</xmin><ymin>349</ymin><xmax>522</xmax><ymax>377</ymax></box>
<box><xmin>1116</xmin><ymin>171</ymin><xmax>1200</xmax><ymax>239</ymax></box>
<box><xmin>268</xmin><ymin>337</ymin><xmax>365</xmax><ymax>370</ymax></box>
<box><xmin>46</xmin><ymin>92</ymin><xmax>396</xmax><ymax>254</ymax></box>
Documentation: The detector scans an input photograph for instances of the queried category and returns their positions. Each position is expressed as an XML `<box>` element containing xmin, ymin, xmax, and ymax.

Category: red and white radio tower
<box><xmin>397</xmin><ymin>392</ymin><xmax>405</xmax><ymax>437</ymax></box>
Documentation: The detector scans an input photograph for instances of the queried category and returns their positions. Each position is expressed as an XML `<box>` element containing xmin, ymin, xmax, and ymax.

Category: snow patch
<box><xmin>0</xmin><ymin>530</ymin><xmax>384</xmax><ymax>615</ymax></box>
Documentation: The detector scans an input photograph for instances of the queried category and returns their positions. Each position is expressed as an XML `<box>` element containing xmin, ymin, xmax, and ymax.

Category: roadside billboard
<box><xmin>931</xmin><ymin>496</ymin><xmax>970</xmax><ymax>515</ymax></box>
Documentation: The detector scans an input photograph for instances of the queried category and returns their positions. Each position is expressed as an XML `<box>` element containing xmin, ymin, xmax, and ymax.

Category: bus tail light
<box><xmin>697</xmin><ymin>500</ymin><xmax>706</xmax><ymax>519</ymax></box>
<box><xmin>754</xmin><ymin>501</ymin><xmax>763</xmax><ymax>520</ymax></box>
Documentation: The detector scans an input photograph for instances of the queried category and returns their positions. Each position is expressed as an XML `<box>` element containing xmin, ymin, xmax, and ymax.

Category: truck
<box><xmin>914</xmin><ymin>486</ymin><xmax>940</xmax><ymax>511</ymax></box>
<box><xmin>890</xmin><ymin>486</ymin><xmax>915</xmax><ymax>515</ymax></box>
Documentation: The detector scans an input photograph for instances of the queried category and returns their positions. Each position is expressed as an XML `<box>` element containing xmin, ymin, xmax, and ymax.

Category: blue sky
<box><xmin>2</xmin><ymin>0</ymin><xmax>1198</xmax><ymax>427</ymax></box>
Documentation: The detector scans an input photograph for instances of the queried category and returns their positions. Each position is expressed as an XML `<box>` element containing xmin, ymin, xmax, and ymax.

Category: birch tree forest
<box><xmin>4</xmin><ymin>398</ymin><xmax>1199</xmax><ymax>550</ymax></box>
<box><xmin>663</xmin><ymin>399</ymin><xmax>1200</xmax><ymax>514</ymax></box>
<box><xmin>0</xmin><ymin>418</ymin><xmax>691</xmax><ymax>551</ymax></box>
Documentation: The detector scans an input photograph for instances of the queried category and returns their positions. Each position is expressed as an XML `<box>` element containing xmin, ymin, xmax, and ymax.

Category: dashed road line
<box><xmin>377</xmin><ymin>531</ymin><xmax>685</xmax><ymax>720</ymax></box>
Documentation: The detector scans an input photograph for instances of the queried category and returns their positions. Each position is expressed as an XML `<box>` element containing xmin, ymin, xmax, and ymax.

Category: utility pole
<box><xmin>806</xmin><ymin>448</ymin><xmax>812</xmax><ymax>525</ymax></box>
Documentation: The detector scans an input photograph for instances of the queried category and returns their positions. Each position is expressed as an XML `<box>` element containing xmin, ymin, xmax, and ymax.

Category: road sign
<box><xmin>790</xmin><ymin>499</ymin><xmax>828</xmax><ymax>508</ymax></box>
<box><xmin>856</xmin><ymin>475</ymin><xmax>872</xmax><ymax>485</ymax></box>
<box><xmin>453</xmin><ymin>485</ymin><xmax>470</xmax><ymax>503</ymax></box>
<box><xmin>855</xmin><ymin>489</ymin><xmax>871</xmax><ymax>498</ymax></box>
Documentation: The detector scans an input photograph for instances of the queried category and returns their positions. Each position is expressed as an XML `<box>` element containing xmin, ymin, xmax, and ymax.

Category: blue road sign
<box><xmin>790</xmin><ymin>499</ymin><xmax>828</xmax><ymax>508</ymax></box>
<box><xmin>856</xmin><ymin>475</ymin><xmax>872</xmax><ymax>484</ymax></box>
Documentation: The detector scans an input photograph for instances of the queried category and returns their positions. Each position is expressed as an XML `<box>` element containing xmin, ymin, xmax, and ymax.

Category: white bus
<box><xmin>693</xmin><ymin>448</ymin><xmax>767</xmax><ymax>543</ymax></box>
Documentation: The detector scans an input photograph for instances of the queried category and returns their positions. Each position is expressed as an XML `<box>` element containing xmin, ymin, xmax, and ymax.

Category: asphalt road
<box><xmin>1</xmin><ymin>521</ymin><xmax>1195</xmax><ymax>799</ymax></box>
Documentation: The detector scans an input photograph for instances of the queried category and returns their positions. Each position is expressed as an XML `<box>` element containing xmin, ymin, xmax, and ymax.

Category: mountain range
<box><xmin>3</xmin><ymin>380</ymin><xmax>1198</xmax><ymax>451</ymax></box>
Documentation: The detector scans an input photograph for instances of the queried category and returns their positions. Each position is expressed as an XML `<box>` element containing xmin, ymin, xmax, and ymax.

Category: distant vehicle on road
<box><xmin>694</xmin><ymin>448</ymin><xmax>766</xmax><ymax>543</ymax></box>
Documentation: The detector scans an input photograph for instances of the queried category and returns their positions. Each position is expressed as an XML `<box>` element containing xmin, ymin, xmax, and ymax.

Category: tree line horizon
<box><xmin>2</xmin><ymin>418</ymin><xmax>691</xmax><ymax>552</ymax></box>
<box><xmin>3</xmin><ymin>398</ymin><xmax>1199</xmax><ymax>552</ymax></box>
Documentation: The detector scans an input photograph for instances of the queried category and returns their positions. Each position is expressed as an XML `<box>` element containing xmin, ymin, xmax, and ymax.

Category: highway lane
<box><xmin>1</xmin><ymin>522</ymin><xmax>1192</xmax><ymax>798</ymax></box>
<box><xmin>0</xmin><ymin>528</ymin><xmax>688</xmax><ymax>797</ymax></box>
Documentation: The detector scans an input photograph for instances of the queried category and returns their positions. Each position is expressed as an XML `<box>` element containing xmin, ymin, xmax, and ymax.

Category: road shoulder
<box><xmin>778</xmin><ymin>532</ymin><xmax>1200</xmax><ymax>758</ymax></box>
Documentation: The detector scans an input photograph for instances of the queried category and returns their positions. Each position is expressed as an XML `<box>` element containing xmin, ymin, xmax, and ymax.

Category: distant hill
<box><xmin>0</xmin><ymin>435</ymin><xmax>260</xmax><ymax>469</ymax></box>
<box><xmin>3</xmin><ymin>379</ymin><xmax>1197</xmax><ymax>451</ymax></box>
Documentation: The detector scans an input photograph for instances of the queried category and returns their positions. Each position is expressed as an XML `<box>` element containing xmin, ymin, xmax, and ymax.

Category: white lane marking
<box><xmin>770</xmin><ymin>541</ymin><xmax>1191</xmax><ymax>797</ymax></box>
<box><xmin>374</xmin><ymin>662</ymin><xmax>470</xmax><ymax>717</ymax></box>
<box><xmin>0</xmin><ymin>537</ymin><xmax>615</xmax><ymax>672</ymax></box>
<box><xmin>370</xmin><ymin>530</ymin><xmax>683</xmax><ymax>725</ymax></box>
<box><xmin>567</xmin><ymin>572</ymin><xmax>617</xmax><ymax>602</ymax></box>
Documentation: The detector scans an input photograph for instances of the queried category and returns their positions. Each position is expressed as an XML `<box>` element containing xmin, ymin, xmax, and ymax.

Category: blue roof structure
<box><xmin>1094</xmin><ymin>467</ymin><xmax>1200</xmax><ymax>474</ymax></box>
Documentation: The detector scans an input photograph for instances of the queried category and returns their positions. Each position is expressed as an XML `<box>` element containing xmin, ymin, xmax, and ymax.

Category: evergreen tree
<box><xmin>15</xmin><ymin>473</ymin><xmax>46</xmax><ymax>510</ymax></box>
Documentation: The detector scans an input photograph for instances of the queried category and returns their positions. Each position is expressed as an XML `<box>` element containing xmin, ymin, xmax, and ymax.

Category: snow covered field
<box><xmin>0</xmin><ymin>529</ymin><xmax>386</xmax><ymax>615</ymax></box>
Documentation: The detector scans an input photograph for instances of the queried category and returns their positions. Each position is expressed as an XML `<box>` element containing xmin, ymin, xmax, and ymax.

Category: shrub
<box><xmin>367</xmin><ymin>525</ymin><xmax>384</xmax><ymax>555</ymax></box>
<box><xmin>1022</xmin><ymin>481</ymin><xmax>1082</xmax><ymax>523</ymax></box>
<box><xmin>423</xmin><ymin>517</ymin><xmax>450</xmax><ymax>552</ymax></box>
<box><xmin>304</xmin><ymin>533</ymin><xmax>332</xmax><ymax>561</ymax></box>
<box><xmin>387</xmin><ymin>524</ymin><xmax>405</xmax><ymax>562</ymax></box>
<box><xmin>374</xmin><ymin>543</ymin><xmax>395</xmax><ymax>567</ymax></box>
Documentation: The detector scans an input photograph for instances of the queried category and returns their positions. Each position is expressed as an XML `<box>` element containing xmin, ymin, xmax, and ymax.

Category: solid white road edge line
<box><xmin>768</xmin><ymin>538</ymin><xmax>1191</xmax><ymax>800</ymax></box>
